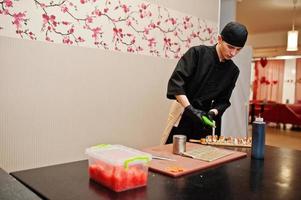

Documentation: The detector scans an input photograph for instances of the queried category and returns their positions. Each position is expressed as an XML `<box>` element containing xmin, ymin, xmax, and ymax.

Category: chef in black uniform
<box><xmin>165</xmin><ymin>21</ymin><xmax>248</xmax><ymax>144</ymax></box>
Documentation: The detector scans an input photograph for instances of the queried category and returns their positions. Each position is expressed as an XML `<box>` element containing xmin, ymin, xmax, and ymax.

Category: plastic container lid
<box><xmin>86</xmin><ymin>144</ymin><xmax>152</xmax><ymax>168</ymax></box>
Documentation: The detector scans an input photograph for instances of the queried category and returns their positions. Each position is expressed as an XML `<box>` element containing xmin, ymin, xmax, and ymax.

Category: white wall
<box><xmin>145</xmin><ymin>0</ymin><xmax>220</xmax><ymax>22</ymax></box>
<box><xmin>222</xmin><ymin>47</ymin><xmax>253</xmax><ymax>137</ymax></box>
<box><xmin>0</xmin><ymin>36</ymin><xmax>175</xmax><ymax>171</ymax></box>
<box><xmin>219</xmin><ymin>0</ymin><xmax>236</xmax><ymax>31</ymax></box>
<box><xmin>0</xmin><ymin>0</ymin><xmax>220</xmax><ymax>172</ymax></box>
<box><xmin>219</xmin><ymin>0</ymin><xmax>252</xmax><ymax>137</ymax></box>
<box><xmin>282</xmin><ymin>59</ymin><xmax>297</xmax><ymax>104</ymax></box>
<box><xmin>247</xmin><ymin>31</ymin><xmax>288</xmax><ymax>48</ymax></box>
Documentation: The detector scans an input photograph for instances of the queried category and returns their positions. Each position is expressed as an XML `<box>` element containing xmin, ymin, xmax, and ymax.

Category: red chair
<box><xmin>262</xmin><ymin>103</ymin><xmax>301</xmax><ymax>125</ymax></box>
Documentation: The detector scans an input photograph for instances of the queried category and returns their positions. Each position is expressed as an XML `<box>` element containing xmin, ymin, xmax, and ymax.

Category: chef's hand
<box><xmin>185</xmin><ymin>105</ymin><xmax>206</xmax><ymax>124</ymax></box>
<box><xmin>207</xmin><ymin>110</ymin><xmax>217</xmax><ymax>121</ymax></box>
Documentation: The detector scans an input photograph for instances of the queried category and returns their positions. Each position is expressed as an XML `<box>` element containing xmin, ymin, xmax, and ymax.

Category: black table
<box><xmin>10</xmin><ymin>146</ymin><xmax>301</xmax><ymax>200</ymax></box>
<box><xmin>0</xmin><ymin>168</ymin><xmax>41</xmax><ymax>200</ymax></box>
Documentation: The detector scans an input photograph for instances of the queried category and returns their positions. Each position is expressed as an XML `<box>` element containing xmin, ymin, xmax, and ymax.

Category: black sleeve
<box><xmin>167</xmin><ymin>47</ymin><xmax>198</xmax><ymax>99</ymax></box>
<box><xmin>213</xmin><ymin>68</ymin><xmax>240</xmax><ymax>116</ymax></box>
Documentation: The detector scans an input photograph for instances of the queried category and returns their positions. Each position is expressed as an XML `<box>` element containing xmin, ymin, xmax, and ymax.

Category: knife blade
<box><xmin>152</xmin><ymin>155</ymin><xmax>176</xmax><ymax>161</ymax></box>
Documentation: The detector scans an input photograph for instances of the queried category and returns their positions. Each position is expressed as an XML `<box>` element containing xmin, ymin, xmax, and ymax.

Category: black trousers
<box><xmin>165</xmin><ymin>111</ymin><xmax>221</xmax><ymax>144</ymax></box>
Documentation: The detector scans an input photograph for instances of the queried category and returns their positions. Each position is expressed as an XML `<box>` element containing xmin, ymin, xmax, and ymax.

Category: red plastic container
<box><xmin>86</xmin><ymin>144</ymin><xmax>151</xmax><ymax>192</ymax></box>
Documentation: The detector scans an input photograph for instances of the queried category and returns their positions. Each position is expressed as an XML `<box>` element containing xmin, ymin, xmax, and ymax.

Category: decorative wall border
<box><xmin>0</xmin><ymin>0</ymin><xmax>218</xmax><ymax>59</ymax></box>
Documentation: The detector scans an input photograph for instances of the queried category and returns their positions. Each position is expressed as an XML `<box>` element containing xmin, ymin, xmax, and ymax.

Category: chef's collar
<box><xmin>212</xmin><ymin>44</ymin><xmax>227</xmax><ymax>63</ymax></box>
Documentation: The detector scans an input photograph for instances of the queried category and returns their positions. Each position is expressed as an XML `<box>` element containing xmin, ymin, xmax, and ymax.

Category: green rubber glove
<box><xmin>201</xmin><ymin>115</ymin><xmax>216</xmax><ymax>128</ymax></box>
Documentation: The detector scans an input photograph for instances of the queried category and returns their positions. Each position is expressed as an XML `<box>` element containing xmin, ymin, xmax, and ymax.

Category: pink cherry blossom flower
<box><xmin>45</xmin><ymin>36</ymin><xmax>53</xmax><ymax>42</ymax></box>
<box><xmin>163</xmin><ymin>37</ymin><xmax>171</xmax><ymax>47</ymax></box>
<box><xmin>40</xmin><ymin>3</ymin><xmax>46</xmax><ymax>8</ymax></box>
<box><xmin>207</xmin><ymin>28</ymin><xmax>212</xmax><ymax>34</ymax></box>
<box><xmin>122</xmin><ymin>5</ymin><xmax>129</xmax><ymax>13</ymax></box>
<box><xmin>126</xmin><ymin>19</ymin><xmax>132</xmax><ymax>26</ymax></box>
<box><xmin>42</xmin><ymin>14</ymin><xmax>57</xmax><ymax>26</ymax></box>
<box><xmin>184</xmin><ymin>16</ymin><xmax>190</xmax><ymax>22</ymax></box>
<box><xmin>63</xmin><ymin>37</ymin><xmax>73</xmax><ymax>45</ymax></box>
<box><xmin>94</xmin><ymin>9</ymin><xmax>102</xmax><ymax>16</ymax></box>
<box><xmin>63</xmin><ymin>37</ymin><xmax>68</xmax><ymax>44</ymax></box>
<box><xmin>50</xmin><ymin>15</ymin><xmax>55</xmax><ymax>20</ymax></box>
<box><xmin>170</xmin><ymin>18</ymin><xmax>177</xmax><ymax>25</ymax></box>
<box><xmin>12</xmin><ymin>12</ymin><xmax>26</xmax><ymax>30</ymax></box>
<box><xmin>113</xmin><ymin>27</ymin><xmax>123</xmax><ymax>38</ymax></box>
<box><xmin>131</xmin><ymin>37</ymin><xmax>136</xmax><ymax>44</ymax></box>
<box><xmin>149</xmin><ymin>23</ymin><xmax>156</xmax><ymax>29</ymax></box>
<box><xmin>141</xmin><ymin>3</ymin><xmax>147</xmax><ymax>10</ymax></box>
<box><xmin>144</xmin><ymin>28</ymin><xmax>149</xmax><ymax>35</ymax></box>
<box><xmin>61</xmin><ymin>5</ymin><xmax>69</xmax><ymax>13</ymax></box>
<box><xmin>127</xmin><ymin>46</ymin><xmax>134</xmax><ymax>52</ymax></box>
<box><xmin>78</xmin><ymin>36</ymin><xmax>85</xmax><ymax>42</ymax></box>
<box><xmin>80</xmin><ymin>0</ymin><xmax>86</xmax><ymax>4</ymax></box>
<box><xmin>4</xmin><ymin>0</ymin><xmax>13</xmax><ymax>7</ymax></box>
<box><xmin>68</xmin><ymin>28</ymin><xmax>74</xmax><ymax>34</ymax></box>
<box><xmin>50</xmin><ymin>15</ymin><xmax>57</xmax><ymax>26</ymax></box>
<box><xmin>42</xmin><ymin>14</ymin><xmax>49</xmax><ymax>23</ymax></box>
<box><xmin>86</xmin><ymin>16</ymin><xmax>93</xmax><ymax>23</ymax></box>
<box><xmin>92</xmin><ymin>27</ymin><xmax>101</xmax><ymax>38</ymax></box>
<box><xmin>148</xmin><ymin>38</ymin><xmax>156</xmax><ymax>47</ymax></box>
<box><xmin>62</xmin><ymin>21</ymin><xmax>70</xmax><ymax>25</ymax></box>
<box><xmin>2</xmin><ymin>9</ymin><xmax>9</xmax><ymax>15</ymax></box>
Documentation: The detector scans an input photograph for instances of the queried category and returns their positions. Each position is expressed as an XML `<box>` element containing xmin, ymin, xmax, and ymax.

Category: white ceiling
<box><xmin>236</xmin><ymin>0</ymin><xmax>301</xmax><ymax>34</ymax></box>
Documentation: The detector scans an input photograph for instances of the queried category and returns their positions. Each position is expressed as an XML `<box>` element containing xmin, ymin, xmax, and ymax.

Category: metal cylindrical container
<box><xmin>251</xmin><ymin>117</ymin><xmax>266</xmax><ymax>159</ymax></box>
<box><xmin>173</xmin><ymin>135</ymin><xmax>186</xmax><ymax>155</ymax></box>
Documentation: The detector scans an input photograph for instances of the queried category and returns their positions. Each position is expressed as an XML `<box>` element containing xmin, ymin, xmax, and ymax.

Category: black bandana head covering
<box><xmin>221</xmin><ymin>22</ymin><xmax>248</xmax><ymax>47</ymax></box>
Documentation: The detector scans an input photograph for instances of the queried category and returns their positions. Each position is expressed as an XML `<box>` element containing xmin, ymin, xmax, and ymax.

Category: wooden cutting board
<box><xmin>143</xmin><ymin>143</ymin><xmax>247</xmax><ymax>177</ymax></box>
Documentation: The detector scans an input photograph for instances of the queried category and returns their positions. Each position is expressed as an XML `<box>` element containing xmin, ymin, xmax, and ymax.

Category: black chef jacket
<box><xmin>166</xmin><ymin>45</ymin><xmax>239</xmax><ymax>142</ymax></box>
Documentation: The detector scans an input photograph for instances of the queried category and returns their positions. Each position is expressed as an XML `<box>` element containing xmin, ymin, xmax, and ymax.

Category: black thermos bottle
<box><xmin>251</xmin><ymin>117</ymin><xmax>266</xmax><ymax>159</ymax></box>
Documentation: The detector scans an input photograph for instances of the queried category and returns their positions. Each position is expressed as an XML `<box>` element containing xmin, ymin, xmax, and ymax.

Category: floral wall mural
<box><xmin>0</xmin><ymin>0</ymin><xmax>218</xmax><ymax>59</ymax></box>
